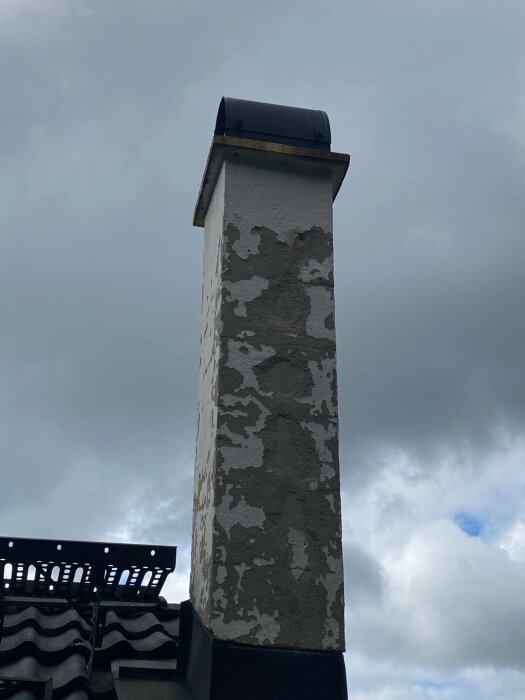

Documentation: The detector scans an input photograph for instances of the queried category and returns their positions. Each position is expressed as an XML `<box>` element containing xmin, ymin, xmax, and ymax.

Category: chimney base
<box><xmin>177</xmin><ymin>602</ymin><xmax>348</xmax><ymax>700</ymax></box>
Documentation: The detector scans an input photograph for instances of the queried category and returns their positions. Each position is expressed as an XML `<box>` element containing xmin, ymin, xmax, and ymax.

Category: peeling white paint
<box><xmin>317</xmin><ymin>547</ymin><xmax>344</xmax><ymax>650</ymax></box>
<box><xmin>306</xmin><ymin>286</ymin><xmax>335</xmax><ymax>340</ymax></box>
<box><xmin>299</xmin><ymin>253</ymin><xmax>333</xmax><ymax>283</ymax></box>
<box><xmin>248</xmin><ymin>607</ymin><xmax>281</xmax><ymax>645</ymax></box>
<box><xmin>301</xmin><ymin>420</ymin><xmax>336</xmax><ymax>464</ymax></box>
<box><xmin>325</xmin><ymin>494</ymin><xmax>336</xmax><ymax>513</ymax></box>
<box><xmin>211</xmin><ymin>607</ymin><xmax>281</xmax><ymax>646</ymax></box>
<box><xmin>321</xmin><ymin>464</ymin><xmax>336</xmax><ymax>482</ymax></box>
<box><xmin>231</xmin><ymin>224</ymin><xmax>261</xmax><ymax>259</ymax></box>
<box><xmin>218</xmin><ymin>394</ymin><xmax>270</xmax><ymax>473</ymax></box>
<box><xmin>216</xmin><ymin>486</ymin><xmax>266</xmax><ymax>538</ymax></box>
<box><xmin>223</xmin><ymin>276</ymin><xmax>269</xmax><ymax>316</ymax></box>
<box><xmin>213</xmin><ymin>587</ymin><xmax>228</xmax><ymax>610</ymax></box>
<box><xmin>212</xmin><ymin>616</ymin><xmax>259</xmax><ymax>641</ymax></box>
<box><xmin>217</xmin><ymin>437</ymin><xmax>265</xmax><ymax>474</ymax></box>
<box><xmin>288</xmin><ymin>528</ymin><xmax>309</xmax><ymax>580</ymax></box>
<box><xmin>253</xmin><ymin>557</ymin><xmax>275</xmax><ymax>567</ymax></box>
<box><xmin>275</xmin><ymin>229</ymin><xmax>297</xmax><ymax>245</ymax></box>
<box><xmin>225</xmin><ymin>339</ymin><xmax>276</xmax><ymax>392</ymax></box>
<box><xmin>303</xmin><ymin>357</ymin><xmax>337</xmax><ymax>416</ymax></box>
<box><xmin>216</xmin><ymin>565</ymin><xmax>227</xmax><ymax>584</ymax></box>
<box><xmin>234</xmin><ymin>562</ymin><xmax>251</xmax><ymax>589</ymax></box>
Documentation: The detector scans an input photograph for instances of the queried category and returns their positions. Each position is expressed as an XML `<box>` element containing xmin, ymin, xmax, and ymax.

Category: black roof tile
<box><xmin>2</xmin><ymin>609</ymin><xmax>90</xmax><ymax>638</ymax></box>
<box><xmin>95</xmin><ymin>630</ymin><xmax>177</xmax><ymax>666</ymax></box>
<box><xmin>103</xmin><ymin>611</ymin><xmax>178</xmax><ymax>640</ymax></box>
<box><xmin>0</xmin><ymin>605</ymin><xmax>180</xmax><ymax>699</ymax></box>
<box><xmin>0</xmin><ymin>627</ymin><xmax>89</xmax><ymax>662</ymax></box>
<box><xmin>0</xmin><ymin>653</ymin><xmax>88</xmax><ymax>694</ymax></box>
<box><xmin>3</xmin><ymin>691</ymin><xmax>44</xmax><ymax>700</ymax></box>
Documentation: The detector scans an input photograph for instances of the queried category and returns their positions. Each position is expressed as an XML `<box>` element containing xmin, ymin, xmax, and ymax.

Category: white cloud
<box><xmin>342</xmin><ymin>438</ymin><xmax>525</xmax><ymax>693</ymax></box>
<box><xmin>500</xmin><ymin>520</ymin><xmax>525</xmax><ymax>562</ymax></box>
<box><xmin>383</xmin><ymin>520</ymin><xmax>525</xmax><ymax>666</ymax></box>
<box><xmin>346</xmin><ymin>654</ymin><xmax>525</xmax><ymax>700</ymax></box>
<box><xmin>161</xmin><ymin>568</ymin><xmax>190</xmax><ymax>605</ymax></box>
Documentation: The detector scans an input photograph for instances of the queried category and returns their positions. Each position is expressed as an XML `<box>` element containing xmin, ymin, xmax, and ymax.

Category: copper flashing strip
<box><xmin>193</xmin><ymin>135</ymin><xmax>350</xmax><ymax>228</ymax></box>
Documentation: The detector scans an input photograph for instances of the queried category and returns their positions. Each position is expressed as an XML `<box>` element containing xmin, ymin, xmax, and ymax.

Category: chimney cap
<box><xmin>215</xmin><ymin>97</ymin><xmax>331</xmax><ymax>151</ymax></box>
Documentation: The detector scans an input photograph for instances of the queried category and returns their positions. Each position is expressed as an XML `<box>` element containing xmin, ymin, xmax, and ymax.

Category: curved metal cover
<box><xmin>215</xmin><ymin>97</ymin><xmax>331</xmax><ymax>150</ymax></box>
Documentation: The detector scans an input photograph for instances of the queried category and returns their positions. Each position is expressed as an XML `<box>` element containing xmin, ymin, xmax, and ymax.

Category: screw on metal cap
<box><xmin>215</xmin><ymin>97</ymin><xmax>331</xmax><ymax>151</ymax></box>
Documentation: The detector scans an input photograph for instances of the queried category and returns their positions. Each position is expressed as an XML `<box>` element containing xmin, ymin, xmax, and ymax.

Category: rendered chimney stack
<box><xmin>187</xmin><ymin>98</ymin><xmax>350</xmax><ymax>699</ymax></box>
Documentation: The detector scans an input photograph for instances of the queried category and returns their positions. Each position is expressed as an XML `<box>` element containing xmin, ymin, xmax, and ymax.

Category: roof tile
<box><xmin>0</xmin><ymin>604</ymin><xmax>180</xmax><ymax>699</ymax></box>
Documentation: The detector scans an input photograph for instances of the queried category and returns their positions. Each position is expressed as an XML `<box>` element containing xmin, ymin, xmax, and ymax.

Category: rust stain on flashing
<box><xmin>193</xmin><ymin>135</ymin><xmax>350</xmax><ymax>227</ymax></box>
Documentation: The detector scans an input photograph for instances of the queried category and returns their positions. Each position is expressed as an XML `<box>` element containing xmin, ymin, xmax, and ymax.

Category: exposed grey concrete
<box><xmin>190</xmin><ymin>154</ymin><xmax>345</xmax><ymax>652</ymax></box>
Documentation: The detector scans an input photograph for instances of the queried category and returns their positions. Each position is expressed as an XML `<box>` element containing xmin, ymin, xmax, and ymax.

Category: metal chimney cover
<box><xmin>215</xmin><ymin>97</ymin><xmax>331</xmax><ymax>150</ymax></box>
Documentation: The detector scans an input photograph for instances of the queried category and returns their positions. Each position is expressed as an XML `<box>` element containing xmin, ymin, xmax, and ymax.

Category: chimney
<box><xmin>185</xmin><ymin>98</ymin><xmax>350</xmax><ymax>700</ymax></box>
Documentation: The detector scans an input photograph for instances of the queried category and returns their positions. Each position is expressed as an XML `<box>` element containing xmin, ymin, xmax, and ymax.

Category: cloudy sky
<box><xmin>1</xmin><ymin>0</ymin><xmax>524</xmax><ymax>697</ymax></box>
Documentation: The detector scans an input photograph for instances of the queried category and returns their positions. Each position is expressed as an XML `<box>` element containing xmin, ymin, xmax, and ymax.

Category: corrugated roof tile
<box><xmin>0</xmin><ymin>604</ymin><xmax>180</xmax><ymax>699</ymax></box>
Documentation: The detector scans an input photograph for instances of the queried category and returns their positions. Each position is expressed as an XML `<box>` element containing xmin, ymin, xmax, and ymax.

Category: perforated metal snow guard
<box><xmin>0</xmin><ymin>536</ymin><xmax>176</xmax><ymax>603</ymax></box>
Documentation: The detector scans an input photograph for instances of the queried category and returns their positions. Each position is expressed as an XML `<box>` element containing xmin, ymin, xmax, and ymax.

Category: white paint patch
<box><xmin>299</xmin><ymin>253</ymin><xmax>334</xmax><ymax>283</ymax></box>
<box><xmin>303</xmin><ymin>357</ymin><xmax>337</xmax><ymax>416</ymax></box>
<box><xmin>216</xmin><ymin>486</ymin><xmax>266</xmax><ymax>538</ymax></box>
<box><xmin>218</xmin><ymin>394</ymin><xmax>270</xmax><ymax>473</ymax></box>
<box><xmin>301</xmin><ymin>420</ymin><xmax>337</xmax><ymax>465</ymax></box>
<box><xmin>306</xmin><ymin>286</ymin><xmax>335</xmax><ymax>340</ymax></box>
<box><xmin>248</xmin><ymin>607</ymin><xmax>281</xmax><ymax>645</ymax></box>
<box><xmin>218</xmin><ymin>435</ymin><xmax>265</xmax><ymax>473</ymax></box>
<box><xmin>316</xmin><ymin>547</ymin><xmax>344</xmax><ymax>650</ymax></box>
<box><xmin>225</xmin><ymin>339</ymin><xmax>276</xmax><ymax>392</ymax></box>
<box><xmin>321</xmin><ymin>464</ymin><xmax>336</xmax><ymax>482</ymax></box>
<box><xmin>212</xmin><ymin>585</ymin><xmax>228</xmax><ymax>610</ymax></box>
<box><xmin>275</xmin><ymin>229</ymin><xmax>297</xmax><ymax>245</ymax></box>
<box><xmin>212</xmin><ymin>606</ymin><xmax>280</xmax><ymax>646</ymax></box>
<box><xmin>288</xmin><ymin>527</ymin><xmax>309</xmax><ymax>580</ymax></box>
<box><xmin>224</xmin><ymin>159</ymin><xmax>333</xmax><ymax>237</ymax></box>
<box><xmin>231</xmin><ymin>224</ymin><xmax>261</xmax><ymax>259</ymax></box>
<box><xmin>223</xmin><ymin>276</ymin><xmax>269</xmax><ymax>316</ymax></box>
<box><xmin>211</xmin><ymin>616</ymin><xmax>259</xmax><ymax>641</ymax></box>
<box><xmin>216</xmin><ymin>565</ymin><xmax>227</xmax><ymax>584</ymax></box>
<box><xmin>234</xmin><ymin>562</ymin><xmax>251</xmax><ymax>589</ymax></box>
<box><xmin>253</xmin><ymin>557</ymin><xmax>276</xmax><ymax>566</ymax></box>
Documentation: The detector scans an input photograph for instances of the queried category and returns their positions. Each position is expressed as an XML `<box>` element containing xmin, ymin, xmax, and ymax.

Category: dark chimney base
<box><xmin>177</xmin><ymin>601</ymin><xmax>348</xmax><ymax>700</ymax></box>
